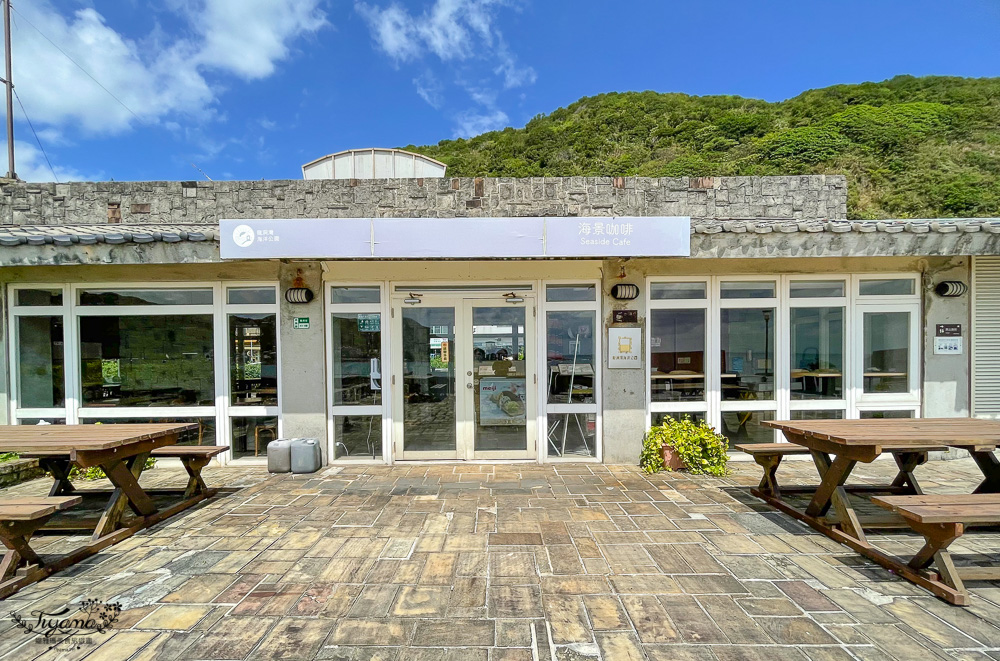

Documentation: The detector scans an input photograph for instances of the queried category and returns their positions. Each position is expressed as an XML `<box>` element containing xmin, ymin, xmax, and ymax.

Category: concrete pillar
<box><xmin>922</xmin><ymin>257</ymin><xmax>971</xmax><ymax>419</ymax></box>
<box><xmin>278</xmin><ymin>261</ymin><xmax>328</xmax><ymax>461</ymax></box>
<box><xmin>601</xmin><ymin>259</ymin><xmax>647</xmax><ymax>464</ymax></box>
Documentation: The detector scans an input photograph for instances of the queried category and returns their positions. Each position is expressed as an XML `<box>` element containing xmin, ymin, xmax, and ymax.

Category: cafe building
<box><xmin>1</xmin><ymin>153</ymin><xmax>998</xmax><ymax>466</ymax></box>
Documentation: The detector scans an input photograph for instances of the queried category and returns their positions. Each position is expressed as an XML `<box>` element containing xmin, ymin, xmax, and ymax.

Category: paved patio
<box><xmin>3</xmin><ymin>458</ymin><xmax>1000</xmax><ymax>660</ymax></box>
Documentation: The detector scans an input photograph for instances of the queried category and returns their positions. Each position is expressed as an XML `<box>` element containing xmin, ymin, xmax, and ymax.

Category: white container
<box><xmin>267</xmin><ymin>439</ymin><xmax>295</xmax><ymax>473</ymax></box>
<box><xmin>290</xmin><ymin>438</ymin><xmax>322</xmax><ymax>474</ymax></box>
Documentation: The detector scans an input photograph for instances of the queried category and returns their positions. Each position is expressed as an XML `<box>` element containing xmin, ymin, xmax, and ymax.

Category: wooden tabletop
<box><xmin>0</xmin><ymin>423</ymin><xmax>198</xmax><ymax>454</ymax></box>
<box><xmin>764</xmin><ymin>418</ymin><xmax>1000</xmax><ymax>448</ymax></box>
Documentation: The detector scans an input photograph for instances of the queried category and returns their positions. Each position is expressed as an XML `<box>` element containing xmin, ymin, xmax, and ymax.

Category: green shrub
<box><xmin>67</xmin><ymin>456</ymin><xmax>158</xmax><ymax>481</ymax></box>
<box><xmin>640</xmin><ymin>416</ymin><xmax>730</xmax><ymax>476</ymax></box>
<box><xmin>0</xmin><ymin>452</ymin><xmax>18</xmax><ymax>464</ymax></box>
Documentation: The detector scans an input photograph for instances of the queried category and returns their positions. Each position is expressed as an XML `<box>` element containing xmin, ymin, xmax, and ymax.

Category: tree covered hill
<box><xmin>407</xmin><ymin>76</ymin><xmax>1000</xmax><ymax>220</ymax></box>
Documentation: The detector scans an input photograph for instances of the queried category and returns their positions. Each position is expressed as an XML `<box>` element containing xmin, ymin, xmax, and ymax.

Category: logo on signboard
<box><xmin>232</xmin><ymin>224</ymin><xmax>256</xmax><ymax>248</ymax></box>
<box><xmin>608</xmin><ymin>328</ymin><xmax>642</xmax><ymax>369</ymax></box>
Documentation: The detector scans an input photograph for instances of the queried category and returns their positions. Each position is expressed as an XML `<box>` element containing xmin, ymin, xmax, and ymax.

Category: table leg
<box><xmin>809</xmin><ymin>451</ymin><xmax>866</xmax><ymax>542</ymax></box>
<box><xmin>0</xmin><ymin>519</ymin><xmax>48</xmax><ymax>581</ymax></box>
<box><xmin>181</xmin><ymin>457</ymin><xmax>211</xmax><ymax>499</ymax></box>
<box><xmin>93</xmin><ymin>452</ymin><xmax>157</xmax><ymax>540</ymax></box>
<box><xmin>890</xmin><ymin>452</ymin><xmax>926</xmax><ymax>495</ymax></box>
<box><xmin>971</xmin><ymin>450</ymin><xmax>1000</xmax><ymax>494</ymax></box>
<box><xmin>39</xmin><ymin>458</ymin><xmax>76</xmax><ymax>497</ymax></box>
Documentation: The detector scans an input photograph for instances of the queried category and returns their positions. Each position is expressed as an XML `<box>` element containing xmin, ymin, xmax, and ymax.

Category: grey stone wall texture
<box><xmin>1</xmin><ymin>175</ymin><xmax>848</xmax><ymax>226</ymax></box>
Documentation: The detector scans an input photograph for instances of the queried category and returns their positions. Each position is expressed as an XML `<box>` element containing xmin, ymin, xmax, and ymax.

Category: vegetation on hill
<box><xmin>407</xmin><ymin>76</ymin><xmax>1000</xmax><ymax>219</ymax></box>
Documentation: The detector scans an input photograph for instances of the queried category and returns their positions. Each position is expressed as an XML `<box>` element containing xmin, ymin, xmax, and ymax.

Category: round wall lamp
<box><xmin>285</xmin><ymin>287</ymin><xmax>314</xmax><ymax>304</ymax></box>
<box><xmin>611</xmin><ymin>283</ymin><xmax>640</xmax><ymax>300</ymax></box>
<box><xmin>935</xmin><ymin>281</ymin><xmax>968</xmax><ymax>297</ymax></box>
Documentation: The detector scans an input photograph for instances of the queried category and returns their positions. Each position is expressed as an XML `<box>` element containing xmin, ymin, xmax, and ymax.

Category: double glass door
<box><xmin>392</xmin><ymin>293</ymin><xmax>536</xmax><ymax>460</ymax></box>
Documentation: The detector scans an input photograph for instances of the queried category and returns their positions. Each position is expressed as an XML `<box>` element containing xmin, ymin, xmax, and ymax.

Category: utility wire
<box><xmin>13</xmin><ymin>88</ymin><xmax>56</xmax><ymax>182</ymax></box>
<box><xmin>10</xmin><ymin>4</ymin><xmax>142</xmax><ymax>123</ymax></box>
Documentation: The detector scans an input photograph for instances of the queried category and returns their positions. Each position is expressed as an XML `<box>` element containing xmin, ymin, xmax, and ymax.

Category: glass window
<box><xmin>720</xmin><ymin>308</ymin><xmax>775</xmax><ymax>401</ymax></box>
<box><xmin>229</xmin><ymin>314</ymin><xmax>278</xmax><ymax>406</ymax></box>
<box><xmin>863</xmin><ymin>311</ymin><xmax>910</xmax><ymax>394</ymax></box>
<box><xmin>472</xmin><ymin>306</ymin><xmax>528</xmax><ymax>453</ymax></box>
<box><xmin>81</xmin><ymin>418</ymin><xmax>215</xmax><ymax>446</ymax></box>
<box><xmin>721</xmin><ymin>410</ymin><xmax>774</xmax><ymax>445</ymax></box>
<box><xmin>652</xmin><ymin>412</ymin><xmax>707</xmax><ymax>426</ymax></box>
<box><xmin>227</xmin><ymin>286</ymin><xmax>276</xmax><ymax>305</ymax></box>
<box><xmin>546</xmin><ymin>284</ymin><xmax>596</xmax><ymax>302</ymax></box>
<box><xmin>790</xmin><ymin>307</ymin><xmax>844</xmax><ymax>400</ymax></box>
<box><xmin>79</xmin><ymin>315</ymin><xmax>215</xmax><ymax>407</ymax></box>
<box><xmin>790</xmin><ymin>410</ymin><xmax>845</xmax><ymax>420</ymax></box>
<box><xmin>79</xmin><ymin>288</ymin><xmax>213</xmax><ymax>306</ymax></box>
<box><xmin>331</xmin><ymin>313</ymin><xmax>382</xmax><ymax>406</ymax></box>
<box><xmin>720</xmin><ymin>281</ymin><xmax>775</xmax><ymax>299</ymax></box>
<box><xmin>16</xmin><ymin>289</ymin><xmax>63</xmax><ymax>306</ymax></box>
<box><xmin>790</xmin><ymin>281</ymin><xmax>846</xmax><ymax>298</ymax></box>
<box><xmin>547</xmin><ymin>413</ymin><xmax>596</xmax><ymax>458</ymax></box>
<box><xmin>546</xmin><ymin>311</ymin><xmax>596</xmax><ymax>404</ymax></box>
<box><xmin>17</xmin><ymin>418</ymin><xmax>66</xmax><ymax>425</ymax></box>
<box><xmin>331</xmin><ymin>286</ymin><xmax>380</xmax><ymax>304</ymax></box>
<box><xmin>16</xmin><ymin>316</ymin><xmax>64</xmax><ymax>408</ymax></box>
<box><xmin>402</xmin><ymin>307</ymin><xmax>456</xmax><ymax>453</ymax></box>
<box><xmin>650</xmin><ymin>282</ymin><xmax>706</xmax><ymax>300</ymax></box>
<box><xmin>650</xmin><ymin>309</ymin><xmax>705</xmax><ymax>402</ymax></box>
<box><xmin>231</xmin><ymin>415</ymin><xmax>278</xmax><ymax>459</ymax></box>
<box><xmin>334</xmin><ymin>416</ymin><xmax>383</xmax><ymax>459</ymax></box>
<box><xmin>860</xmin><ymin>410</ymin><xmax>914</xmax><ymax>419</ymax></box>
<box><xmin>859</xmin><ymin>279</ymin><xmax>915</xmax><ymax>296</ymax></box>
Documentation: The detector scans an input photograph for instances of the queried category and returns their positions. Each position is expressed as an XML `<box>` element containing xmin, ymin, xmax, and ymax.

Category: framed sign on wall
<box><xmin>608</xmin><ymin>328</ymin><xmax>642</xmax><ymax>369</ymax></box>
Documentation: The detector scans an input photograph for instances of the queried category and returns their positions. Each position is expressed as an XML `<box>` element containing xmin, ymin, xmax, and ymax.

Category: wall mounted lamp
<box><xmin>284</xmin><ymin>269</ymin><xmax>315</xmax><ymax>303</ymax></box>
<box><xmin>935</xmin><ymin>281</ymin><xmax>968</xmax><ymax>297</ymax></box>
<box><xmin>611</xmin><ymin>283</ymin><xmax>640</xmax><ymax>300</ymax></box>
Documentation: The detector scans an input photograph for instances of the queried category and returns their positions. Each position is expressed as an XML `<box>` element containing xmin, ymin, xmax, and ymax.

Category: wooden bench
<box><xmin>872</xmin><ymin>494</ymin><xmax>1000</xmax><ymax>605</ymax></box>
<box><xmin>736</xmin><ymin>442</ymin><xmax>811</xmax><ymax>498</ymax></box>
<box><xmin>150</xmin><ymin>446</ymin><xmax>228</xmax><ymax>499</ymax></box>
<box><xmin>0</xmin><ymin>496</ymin><xmax>82</xmax><ymax>581</ymax></box>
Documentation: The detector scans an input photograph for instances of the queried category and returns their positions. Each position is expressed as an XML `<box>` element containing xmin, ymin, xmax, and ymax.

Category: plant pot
<box><xmin>660</xmin><ymin>445</ymin><xmax>686</xmax><ymax>471</ymax></box>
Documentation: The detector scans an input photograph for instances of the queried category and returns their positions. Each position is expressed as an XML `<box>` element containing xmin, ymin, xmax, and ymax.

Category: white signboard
<box><xmin>934</xmin><ymin>336</ymin><xmax>963</xmax><ymax>355</ymax></box>
<box><xmin>220</xmin><ymin>217</ymin><xmax>690</xmax><ymax>259</ymax></box>
<box><xmin>608</xmin><ymin>328</ymin><xmax>642</xmax><ymax>369</ymax></box>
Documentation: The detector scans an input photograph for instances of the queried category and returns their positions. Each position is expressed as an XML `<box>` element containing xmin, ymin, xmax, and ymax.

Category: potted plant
<box><xmin>639</xmin><ymin>416</ymin><xmax>730</xmax><ymax>476</ymax></box>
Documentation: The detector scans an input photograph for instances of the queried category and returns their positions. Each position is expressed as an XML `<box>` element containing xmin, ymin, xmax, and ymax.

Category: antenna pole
<box><xmin>3</xmin><ymin>0</ymin><xmax>14</xmax><ymax>179</ymax></box>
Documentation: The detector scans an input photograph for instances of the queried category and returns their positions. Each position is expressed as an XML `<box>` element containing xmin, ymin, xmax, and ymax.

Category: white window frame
<box><xmin>8</xmin><ymin>284</ymin><xmax>70</xmax><ymax>424</ymax></box>
<box><xmin>540</xmin><ymin>280</ymin><xmax>602</xmax><ymax>463</ymax></box>
<box><xmin>326</xmin><ymin>282</ymin><xmax>389</xmax><ymax>464</ymax></box>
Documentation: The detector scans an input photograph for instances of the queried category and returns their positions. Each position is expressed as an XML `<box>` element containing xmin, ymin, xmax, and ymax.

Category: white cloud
<box><xmin>453</xmin><ymin>109</ymin><xmax>508</xmax><ymax>138</ymax></box>
<box><xmin>11</xmin><ymin>0</ymin><xmax>327</xmax><ymax>136</ymax></box>
<box><xmin>3</xmin><ymin>141</ymin><xmax>101</xmax><ymax>182</ymax></box>
<box><xmin>414</xmin><ymin>71</ymin><xmax>444</xmax><ymax>108</ymax></box>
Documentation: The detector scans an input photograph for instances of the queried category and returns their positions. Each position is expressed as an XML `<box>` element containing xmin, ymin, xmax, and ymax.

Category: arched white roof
<box><xmin>302</xmin><ymin>148</ymin><xmax>447</xmax><ymax>180</ymax></box>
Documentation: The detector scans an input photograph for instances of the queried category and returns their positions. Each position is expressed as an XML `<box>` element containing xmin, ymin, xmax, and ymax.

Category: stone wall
<box><xmin>1</xmin><ymin>176</ymin><xmax>848</xmax><ymax>226</ymax></box>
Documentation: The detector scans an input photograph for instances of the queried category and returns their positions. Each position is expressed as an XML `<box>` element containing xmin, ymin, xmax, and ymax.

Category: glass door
<box><xmin>392</xmin><ymin>291</ymin><xmax>536</xmax><ymax>460</ymax></box>
<box><xmin>465</xmin><ymin>300</ymin><xmax>536</xmax><ymax>459</ymax></box>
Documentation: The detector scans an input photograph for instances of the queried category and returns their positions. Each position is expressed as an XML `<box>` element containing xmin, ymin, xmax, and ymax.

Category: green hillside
<box><xmin>407</xmin><ymin>76</ymin><xmax>1000</xmax><ymax>220</ymax></box>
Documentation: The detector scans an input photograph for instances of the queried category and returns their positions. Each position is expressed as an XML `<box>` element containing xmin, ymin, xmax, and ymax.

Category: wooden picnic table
<box><xmin>0</xmin><ymin>423</ymin><xmax>197</xmax><ymax>541</ymax></box>
<box><xmin>757</xmin><ymin>418</ymin><xmax>1000</xmax><ymax>604</ymax></box>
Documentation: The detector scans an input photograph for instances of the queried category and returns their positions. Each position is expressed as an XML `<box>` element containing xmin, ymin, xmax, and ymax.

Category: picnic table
<box><xmin>753</xmin><ymin>418</ymin><xmax>1000</xmax><ymax>605</ymax></box>
<box><xmin>0</xmin><ymin>423</ymin><xmax>223</xmax><ymax>600</ymax></box>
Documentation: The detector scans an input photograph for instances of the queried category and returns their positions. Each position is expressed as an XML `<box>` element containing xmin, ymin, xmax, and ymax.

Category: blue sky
<box><xmin>10</xmin><ymin>0</ymin><xmax>1000</xmax><ymax>182</ymax></box>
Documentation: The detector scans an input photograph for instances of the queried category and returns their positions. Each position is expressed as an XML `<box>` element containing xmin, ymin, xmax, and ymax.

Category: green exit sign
<box><xmin>293</xmin><ymin>317</ymin><xmax>310</xmax><ymax>329</ymax></box>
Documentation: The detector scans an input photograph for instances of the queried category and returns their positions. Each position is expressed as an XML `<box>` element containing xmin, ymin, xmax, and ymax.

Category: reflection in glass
<box><xmin>652</xmin><ymin>411</ymin><xmax>707</xmax><ymax>426</ymax></box>
<box><xmin>79</xmin><ymin>315</ymin><xmax>215</xmax><ymax>407</ymax></box>
<box><xmin>789</xmin><ymin>280</ymin><xmax>845</xmax><ymax>298</ymax></box>
<box><xmin>17</xmin><ymin>316</ymin><xmax>64</xmax><ymax>408</ymax></box>
<box><xmin>720</xmin><ymin>308</ymin><xmax>775</xmax><ymax>401</ymax></box>
<box><xmin>790</xmin><ymin>307</ymin><xmax>844</xmax><ymax>400</ymax></box>
<box><xmin>331</xmin><ymin>313</ymin><xmax>382</xmax><ymax>406</ymax></box>
<box><xmin>650</xmin><ymin>309</ymin><xmax>705</xmax><ymax>402</ymax></box>
<box><xmin>547</xmin><ymin>311</ymin><xmax>595</xmax><ymax>405</ymax></box>
<box><xmin>402</xmin><ymin>308</ymin><xmax>456</xmax><ymax>452</ymax></box>
<box><xmin>650</xmin><ymin>282</ymin><xmax>706</xmax><ymax>300</ymax></box>
<box><xmin>230</xmin><ymin>314</ymin><xmax>278</xmax><ymax>406</ymax></box>
<box><xmin>16</xmin><ymin>289</ymin><xmax>63</xmax><ymax>306</ymax></box>
<box><xmin>79</xmin><ymin>288</ymin><xmax>213</xmax><ymax>306</ymax></box>
<box><xmin>227</xmin><ymin>287</ymin><xmax>276</xmax><ymax>305</ymax></box>
<box><xmin>331</xmin><ymin>287</ymin><xmax>380</xmax><ymax>304</ymax></box>
<box><xmin>17</xmin><ymin>418</ymin><xmax>66</xmax><ymax>425</ymax></box>
<box><xmin>473</xmin><ymin>307</ymin><xmax>528</xmax><ymax>452</ymax></box>
<box><xmin>231</xmin><ymin>415</ymin><xmax>278</xmax><ymax>458</ymax></box>
<box><xmin>334</xmin><ymin>416</ymin><xmax>382</xmax><ymax>459</ymax></box>
<box><xmin>720</xmin><ymin>281</ymin><xmax>775</xmax><ymax>299</ymax></box>
<box><xmin>81</xmin><ymin>417</ymin><xmax>214</xmax><ymax>446</ymax></box>
<box><xmin>547</xmin><ymin>413</ymin><xmax>595</xmax><ymax>457</ymax></box>
<box><xmin>859</xmin><ymin>279</ymin><xmax>914</xmax><ymax>296</ymax></box>
<box><xmin>860</xmin><ymin>410</ymin><xmax>914</xmax><ymax>419</ymax></box>
<box><xmin>720</xmin><ymin>410</ymin><xmax>775</xmax><ymax>445</ymax></box>
<box><xmin>790</xmin><ymin>410</ymin><xmax>845</xmax><ymax>420</ymax></box>
<box><xmin>863</xmin><ymin>312</ymin><xmax>910</xmax><ymax>394</ymax></box>
<box><xmin>546</xmin><ymin>285</ymin><xmax>596</xmax><ymax>302</ymax></box>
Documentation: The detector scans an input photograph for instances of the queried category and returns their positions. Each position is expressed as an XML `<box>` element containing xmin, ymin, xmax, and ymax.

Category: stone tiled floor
<box><xmin>3</xmin><ymin>458</ymin><xmax>1000</xmax><ymax>660</ymax></box>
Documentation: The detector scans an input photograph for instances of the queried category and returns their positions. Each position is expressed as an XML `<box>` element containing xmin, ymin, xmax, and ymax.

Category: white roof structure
<box><xmin>302</xmin><ymin>148</ymin><xmax>446</xmax><ymax>180</ymax></box>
